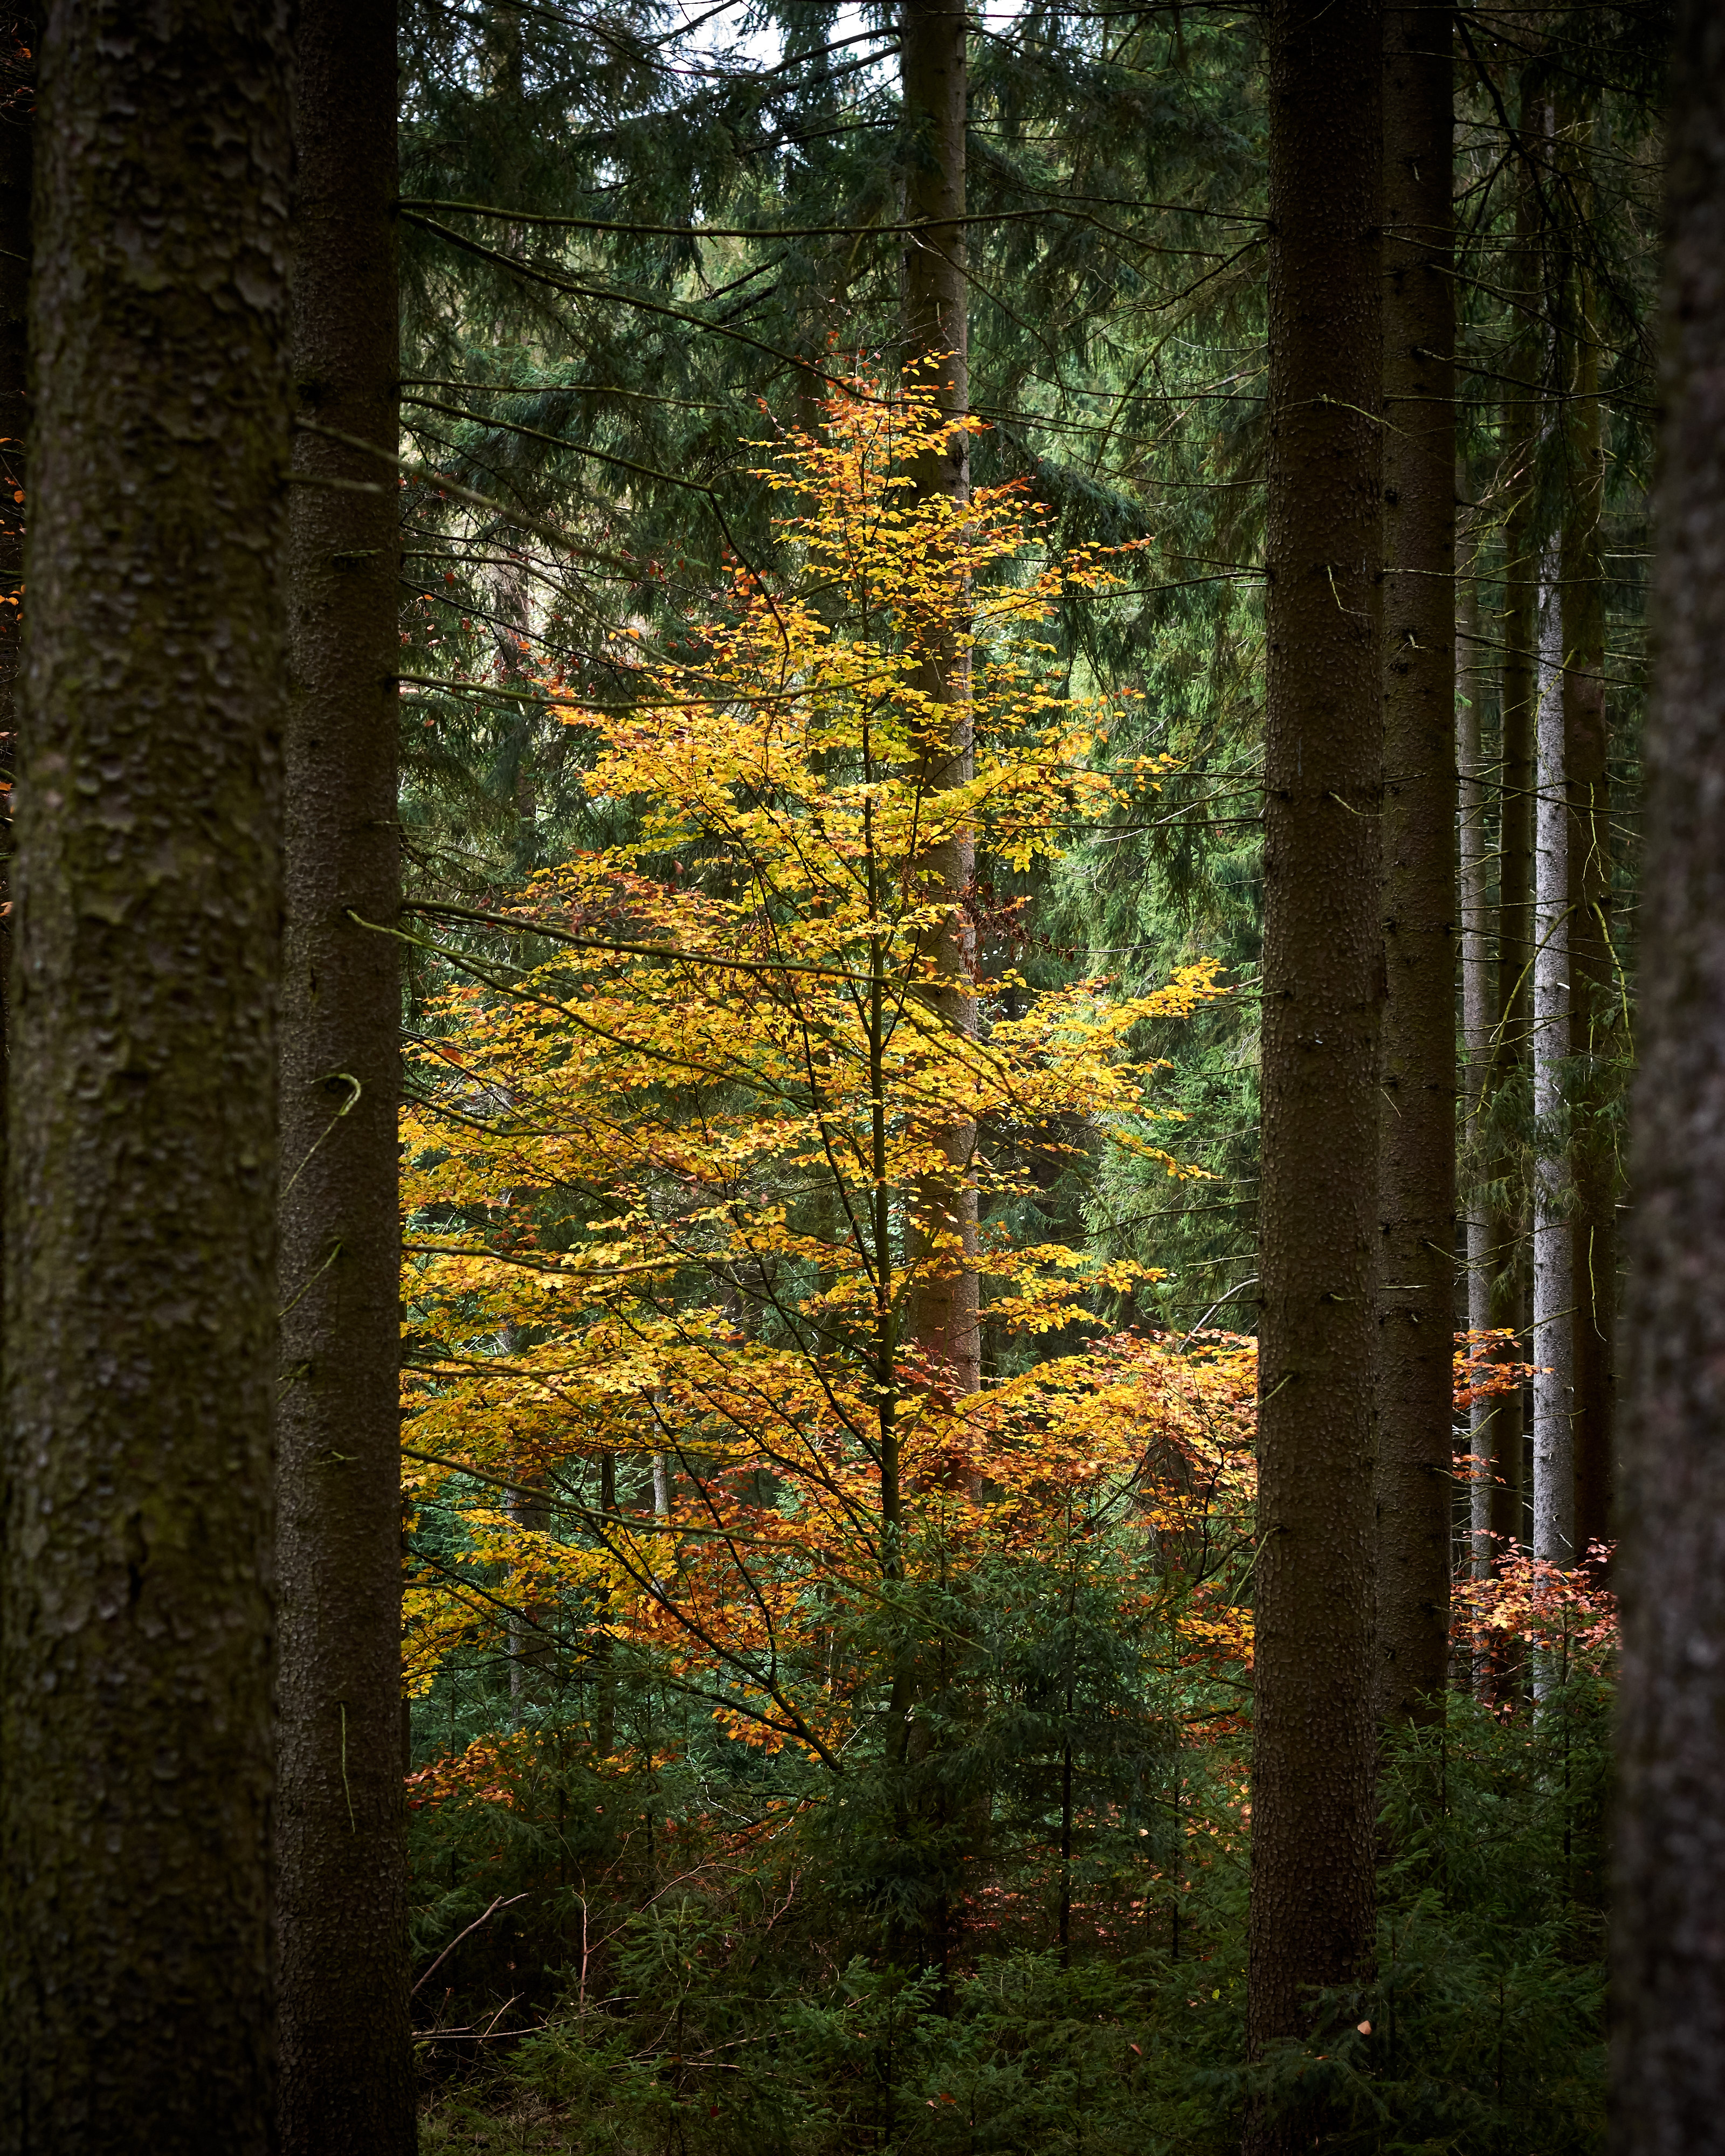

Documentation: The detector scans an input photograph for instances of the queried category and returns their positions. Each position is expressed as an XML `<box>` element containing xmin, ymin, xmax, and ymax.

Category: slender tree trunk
<box><xmin>1459</xmin><ymin>559</ymin><xmax>1496</xmax><ymax>1585</ymax></box>
<box><xmin>1531</xmin><ymin>568</ymin><xmax>1574</xmax><ymax>1568</ymax></box>
<box><xmin>1247</xmin><ymin>0</ymin><xmax>1383</xmax><ymax>2113</ymax></box>
<box><xmin>1375</xmin><ymin>0</ymin><xmax>1455</xmax><ymax>1725</ymax></box>
<box><xmin>275</xmin><ymin>2</ymin><xmax>413</xmax><ymax>2147</ymax></box>
<box><xmin>0</xmin><ymin>4</ymin><xmax>291</xmax><ymax>2144</ymax></box>
<box><xmin>1614</xmin><ymin>6</ymin><xmax>1725</xmax><ymax>2135</ymax></box>
<box><xmin>595</xmin><ymin>1450</ymin><xmax>618</xmax><ymax>1755</ymax></box>
<box><xmin>1487</xmin><ymin>137</ymin><xmax>1544</xmax><ymax>1564</ymax></box>
<box><xmin>1562</xmin><ymin>271</ymin><xmax>1615</xmax><ymax>1560</ymax></box>
<box><xmin>899</xmin><ymin>0</ymin><xmax>978</xmax><ymax>1403</ymax></box>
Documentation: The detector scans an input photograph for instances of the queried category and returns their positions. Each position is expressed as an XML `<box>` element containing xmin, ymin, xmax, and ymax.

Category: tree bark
<box><xmin>0</xmin><ymin>3</ymin><xmax>290</xmax><ymax>2145</ymax></box>
<box><xmin>275</xmin><ymin>2</ymin><xmax>414</xmax><ymax>2148</ymax></box>
<box><xmin>0</xmin><ymin>13</ymin><xmax>28</xmax><ymax>736</ymax></box>
<box><xmin>1375</xmin><ymin>0</ymin><xmax>1455</xmax><ymax>1725</ymax></box>
<box><xmin>1458</xmin><ymin>557</ymin><xmax>1495</xmax><ymax>1585</ymax></box>
<box><xmin>0</xmin><ymin>10</ymin><xmax>33</xmax><ymax>1387</ymax></box>
<box><xmin>899</xmin><ymin>0</ymin><xmax>979</xmax><ymax>1403</ymax></box>
<box><xmin>1531</xmin><ymin>568</ymin><xmax>1574</xmax><ymax>1569</ymax></box>
<box><xmin>1247</xmin><ymin>0</ymin><xmax>1383</xmax><ymax>2107</ymax></box>
<box><xmin>1613</xmin><ymin>4</ymin><xmax>1725</xmax><ymax>2137</ymax></box>
<box><xmin>1485</xmin><ymin>133</ymin><xmax>1545</xmax><ymax>1565</ymax></box>
<box><xmin>1562</xmin><ymin>270</ymin><xmax>1616</xmax><ymax>1560</ymax></box>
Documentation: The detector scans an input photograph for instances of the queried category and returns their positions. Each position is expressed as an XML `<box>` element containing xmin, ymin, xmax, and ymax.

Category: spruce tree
<box><xmin>0</xmin><ymin>2</ymin><xmax>290</xmax><ymax>2145</ymax></box>
<box><xmin>1375</xmin><ymin>0</ymin><xmax>1457</xmax><ymax>1723</ymax></box>
<box><xmin>1615</xmin><ymin>0</ymin><xmax>1725</xmax><ymax>2136</ymax></box>
<box><xmin>1247</xmin><ymin>0</ymin><xmax>1383</xmax><ymax>2120</ymax></box>
<box><xmin>275</xmin><ymin>0</ymin><xmax>414</xmax><ymax>2146</ymax></box>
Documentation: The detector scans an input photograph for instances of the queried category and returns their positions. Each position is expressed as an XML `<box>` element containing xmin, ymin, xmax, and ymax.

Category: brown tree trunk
<box><xmin>1613</xmin><ymin>4</ymin><xmax>1725</xmax><ymax>2137</ymax></box>
<box><xmin>0</xmin><ymin>11</ymin><xmax>31</xmax><ymax>1403</ymax></box>
<box><xmin>899</xmin><ymin>0</ymin><xmax>978</xmax><ymax>1404</ymax></box>
<box><xmin>1247</xmin><ymin>0</ymin><xmax>1383</xmax><ymax>2115</ymax></box>
<box><xmin>1459</xmin><ymin>554</ymin><xmax>1495</xmax><ymax>1592</ymax></box>
<box><xmin>0</xmin><ymin>3</ymin><xmax>291</xmax><ymax>2144</ymax></box>
<box><xmin>1531</xmin><ymin>561</ymin><xmax>1574</xmax><ymax>1571</ymax></box>
<box><xmin>1375</xmin><ymin>0</ymin><xmax>1456</xmax><ymax>1726</ymax></box>
<box><xmin>1562</xmin><ymin>272</ymin><xmax>1615</xmax><ymax>1560</ymax></box>
<box><xmin>275</xmin><ymin>1</ymin><xmax>414</xmax><ymax>2148</ymax></box>
<box><xmin>1483</xmin><ymin>135</ymin><xmax>1544</xmax><ymax>1567</ymax></box>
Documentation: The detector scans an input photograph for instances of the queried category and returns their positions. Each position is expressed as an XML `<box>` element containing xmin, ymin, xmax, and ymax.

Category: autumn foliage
<box><xmin>401</xmin><ymin>382</ymin><xmax>1247</xmax><ymax>1788</ymax></box>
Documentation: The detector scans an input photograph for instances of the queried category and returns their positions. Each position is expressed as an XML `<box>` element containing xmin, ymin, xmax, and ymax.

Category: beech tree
<box><xmin>275</xmin><ymin>0</ymin><xmax>414</xmax><ymax>2147</ymax></box>
<box><xmin>1247</xmin><ymin>0</ymin><xmax>1384</xmax><ymax>2118</ymax></box>
<box><xmin>1614</xmin><ymin>0</ymin><xmax>1725</xmax><ymax>2137</ymax></box>
<box><xmin>0</xmin><ymin>2</ymin><xmax>290</xmax><ymax>2146</ymax></box>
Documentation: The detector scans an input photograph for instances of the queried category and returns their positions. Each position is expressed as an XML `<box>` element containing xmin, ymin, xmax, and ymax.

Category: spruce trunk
<box><xmin>1247</xmin><ymin>0</ymin><xmax>1383</xmax><ymax>2104</ymax></box>
<box><xmin>899</xmin><ymin>0</ymin><xmax>978</xmax><ymax>1401</ymax></box>
<box><xmin>1614</xmin><ymin>3</ymin><xmax>1725</xmax><ymax>2134</ymax></box>
<box><xmin>1485</xmin><ymin>142</ymin><xmax>1545</xmax><ymax>1564</ymax></box>
<box><xmin>0</xmin><ymin>2</ymin><xmax>291</xmax><ymax>2144</ymax></box>
<box><xmin>1531</xmin><ymin>571</ymin><xmax>1574</xmax><ymax>1568</ymax></box>
<box><xmin>1375</xmin><ymin>0</ymin><xmax>1456</xmax><ymax>1724</ymax></box>
<box><xmin>0</xmin><ymin>9</ymin><xmax>31</xmax><ymax>1332</ymax></box>
<box><xmin>1458</xmin><ymin>561</ymin><xmax>1495</xmax><ymax>1586</ymax></box>
<box><xmin>276</xmin><ymin>2</ymin><xmax>414</xmax><ymax>2146</ymax></box>
<box><xmin>1562</xmin><ymin>278</ymin><xmax>1615</xmax><ymax>1560</ymax></box>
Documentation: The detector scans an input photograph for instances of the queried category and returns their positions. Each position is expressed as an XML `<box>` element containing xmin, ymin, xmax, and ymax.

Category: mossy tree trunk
<box><xmin>1375</xmin><ymin>0</ymin><xmax>1456</xmax><ymax>1725</ymax></box>
<box><xmin>1246</xmin><ymin>0</ymin><xmax>1384</xmax><ymax>2121</ymax></box>
<box><xmin>275</xmin><ymin>1</ymin><xmax>414</xmax><ymax>2147</ymax></box>
<box><xmin>0</xmin><ymin>2</ymin><xmax>291</xmax><ymax>2146</ymax></box>
<box><xmin>1615</xmin><ymin>2</ymin><xmax>1725</xmax><ymax>2138</ymax></box>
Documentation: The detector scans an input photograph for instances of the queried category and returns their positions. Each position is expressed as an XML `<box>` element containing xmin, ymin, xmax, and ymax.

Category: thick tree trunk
<box><xmin>1613</xmin><ymin>6</ymin><xmax>1725</xmax><ymax>2136</ymax></box>
<box><xmin>1247</xmin><ymin>0</ymin><xmax>1383</xmax><ymax>2109</ymax></box>
<box><xmin>1562</xmin><ymin>277</ymin><xmax>1615</xmax><ymax>1560</ymax></box>
<box><xmin>0</xmin><ymin>14</ymin><xmax>27</xmax><ymax>738</ymax></box>
<box><xmin>1531</xmin><ymin>571</ymin><xmax>1574</xmax><ymax>1569</ymax></box>
<box><xmin>1375</xmin><ymin>0</ymin><xmax>1455</xmax><ymax>1724</ymax></box>
<box><xmin>0</xmin><ymin>3</ymin><xmax>291</xmax><ymax>2145</ymax></box>
<box><xmin>275</xmin><ymin>3</ymin><xmax>414</xmax><ymax>2148</ymax></box>
<box><xmin>0</xmin><ymin>11</ymin><xmax>32</xmax><ymax>1355</ymax></box>
<box><xmin>899</xmin><ymin>0</ymin><xmax>979</xmax><ymax>1402</ymax></box>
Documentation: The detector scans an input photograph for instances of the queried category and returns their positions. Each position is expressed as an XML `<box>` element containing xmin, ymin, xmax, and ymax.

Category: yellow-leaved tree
<box><xmin>398</xmin><ymin>379</ymin><xmax>1251</xmax><ymax>1811</ymax></box>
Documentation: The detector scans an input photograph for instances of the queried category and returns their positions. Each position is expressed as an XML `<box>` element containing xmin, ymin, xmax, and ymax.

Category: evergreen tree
<box><xmin>1246</xmin><ymin>0</ymin><xmax>1384</xmax><ymax>2133</ymax></box>
<box><xmin>276</xmin><ymin>1</ymin><xmax>415</xmax><ymax>2146</ymax></box>
<box><xmin>1614</xmin><ymin>0</ymin><xmax>1725</xmax><ymax>2136</ymax></box>
<box><xmin>1375</xmin><ymin>0</ymin><xmax>1457</xmax><ymax>1724</ymax></box>
<box><xmin>0</xmin><ymin>2</ymin><xmax>291</xmax><ymax>2144</ymax></box>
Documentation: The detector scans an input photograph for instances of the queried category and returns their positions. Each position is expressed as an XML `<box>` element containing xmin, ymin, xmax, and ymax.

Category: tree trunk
<box><xmin>0</xmin><ymin>9</ymin><xmax>33</xmax><ymax>1366</ymax></box>
<box><xmin>1247</xmin><ymin>0</ymin><xmax>1383</xmax><ymax>2108</ymax></box>
<box><xmin>899</xmin><ymin>0</ymin><xmax>979</xmax><ymax>1403</ymax></box>
<box><xmin>1486</xmin><ymin>135</ymin><xmax>1544</xmax><ymax>1565</ymax></box>
<box><xmin>1458</xmin><ymin>558</ymin><xmax>1495</xmax><ymax>1585</ymax></box>
<box><xmin>0</xmin><ymin>3</ymin><xmax>291</xmax><ymax>2145</ymax></box>
<box><xmin>275</xmin><ymin>1</ymin><xmax>414</xmax><ymax>2147</ymax></box>
<box><xmin>1375</xmin><ymin>0</ymin><xmax>1455</xmax><ymax>1725</ymax></box>
<box><xmin>1531</xmin><ymin>568</ymin><xmax>1574</xmax><ymax>1569</ymax></box>
<box><xmin>1614</xmin><ymin>5</ymin><xmax>1725</xmax><ymax>2136</ymax></box>
<box><xmin>0</xmin><ymin>12</ymin><xmax>28</xmax><ymax>734</ymax></box>
<box><xmin>1562</xmin><ymin>271</ymin><xmax>1615</xmax><ymax>1560</ymax></box>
